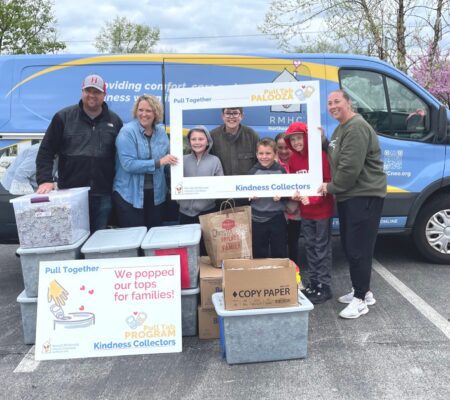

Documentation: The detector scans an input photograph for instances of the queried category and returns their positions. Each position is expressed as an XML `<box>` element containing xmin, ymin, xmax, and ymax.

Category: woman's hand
<box><xmin>318</xmin><ymin>182</ymin><xmax>328</xmax><ymax>195</ymax></box>
<box><xmin>159</xmin><ymin>154</ymin><xmax>178</xmax><ymax>166</ymax></box>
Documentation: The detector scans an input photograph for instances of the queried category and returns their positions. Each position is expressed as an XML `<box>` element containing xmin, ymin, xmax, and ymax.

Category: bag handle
<box><xmin>219</xmin><ymin>199</ymin><xmax>235</xmax><ymax>214</ymax></box>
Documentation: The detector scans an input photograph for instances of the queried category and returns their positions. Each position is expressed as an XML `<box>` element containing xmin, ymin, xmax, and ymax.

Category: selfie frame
<box><xmin>170</xmin><ymin>81</ymin><xmax>322</xmax><ymax>199</ymax></box>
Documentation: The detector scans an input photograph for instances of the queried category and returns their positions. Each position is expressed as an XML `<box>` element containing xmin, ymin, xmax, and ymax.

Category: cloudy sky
<box><xmin>53</xmin><ymin>0</ymin><xmax>281</xmax><ymax>54</ymax></box>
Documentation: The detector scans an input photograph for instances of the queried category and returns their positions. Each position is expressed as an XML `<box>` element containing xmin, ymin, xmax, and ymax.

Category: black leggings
<box><xmin>337</xmin><ymin>197</ymin><xmax>384</xmax><ymax>300</ymax></box>
<box><xmin>113</xmin><ymin>190</ymin><xmax>163</xmax><ymax>229</ymax></box>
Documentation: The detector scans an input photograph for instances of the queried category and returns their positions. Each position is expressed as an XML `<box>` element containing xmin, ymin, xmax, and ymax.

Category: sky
<box><xmin>53</xmin><ymin>0</ymin><xmax>281</xmax><ymax>54</ymax></box>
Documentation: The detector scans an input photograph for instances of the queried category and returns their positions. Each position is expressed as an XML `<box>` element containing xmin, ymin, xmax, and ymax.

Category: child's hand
<box><xmin>292</xmin><ymin>191</ymin><xmax>301</xmax><ymax>201</ymax></box>
<box><xmin>299</xmin><ymin>196</ymin><xmax>310</xmax><ymax>205</ymax></box>
<box><xmin>273</xmin><ymin>195</ymin><xmax>281</xmax><ymax>202</ymax></box>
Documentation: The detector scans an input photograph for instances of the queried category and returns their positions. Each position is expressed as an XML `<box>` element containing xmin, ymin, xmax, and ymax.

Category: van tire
<box><xmin>413</xmin><ymin>195</ymin><xmax>450</xmax><ymax>264</ymax></box>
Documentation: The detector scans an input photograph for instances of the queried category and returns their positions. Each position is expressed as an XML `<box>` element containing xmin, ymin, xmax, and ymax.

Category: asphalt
<box><xmin>0</xmin><ymin>236</ymin><xmax>449</xmax><ymax>400</ymax></box>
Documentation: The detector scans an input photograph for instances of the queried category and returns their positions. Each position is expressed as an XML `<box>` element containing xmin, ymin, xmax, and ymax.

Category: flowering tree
<box><xmin>411</xmin><ymin>46</ymin><xmax>450</xmax><ymax>107</ymax></box>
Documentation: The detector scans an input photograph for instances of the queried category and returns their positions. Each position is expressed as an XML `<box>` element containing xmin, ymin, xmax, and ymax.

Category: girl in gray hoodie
<box><xmin>178</xmin><ymin>125</ymin><xmax>224</xmax><ymax>225</ymax></box>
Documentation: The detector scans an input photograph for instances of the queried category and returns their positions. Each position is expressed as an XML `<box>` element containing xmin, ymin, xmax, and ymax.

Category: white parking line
<box><xmin>13</xmin><ymin>346</ymin><xmax>40</xmax><ymax>373</ymax></box>
<box><xmin>373</xmin><ymin>259</ymin><xmax>450</xmax><ymax>340</ymax></box>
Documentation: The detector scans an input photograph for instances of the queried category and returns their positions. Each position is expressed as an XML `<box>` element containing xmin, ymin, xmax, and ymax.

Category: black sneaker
<box><xmin>301</xmin><ymin>281</ymin><xmax>317</xmax><ymax>297</ymax></box>
<box><xmin>308</xmin><ymin>284</ymin><xmax>332</xmax><ymax>304</ymax></box>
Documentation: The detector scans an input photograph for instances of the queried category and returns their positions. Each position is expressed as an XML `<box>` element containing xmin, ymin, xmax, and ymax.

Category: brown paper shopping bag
<box><xmin>199</xmin><ymin>200</ymin><xmax>253</xmax><ymax>267</ymax></box>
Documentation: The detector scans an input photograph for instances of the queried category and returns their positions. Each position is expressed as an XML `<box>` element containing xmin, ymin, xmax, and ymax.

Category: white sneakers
<box><xmin>338</xmin><ymin>289</ymin><xmax>376</xmax><ymax>319</ymax></box>
<box><xmin>338</xmin><ymin>289</ymin><xmax>376</xmax><ymax>306</ymax></box>
<box><xmin>339</xmin><ymin>297</ymin><xmax>369</xmax><ymax>319</ymax></box>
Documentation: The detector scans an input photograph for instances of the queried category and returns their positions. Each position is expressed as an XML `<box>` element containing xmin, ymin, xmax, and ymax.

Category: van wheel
<box><xmin>413</xmin><ymin>195</ymin><xmax>450</xmax><ymax>264</ymax></box>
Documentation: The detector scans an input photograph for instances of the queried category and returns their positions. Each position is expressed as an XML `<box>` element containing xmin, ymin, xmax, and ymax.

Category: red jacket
<box><xmin>284</xmin><ymin>126</ymin><xmax>334</xmax><ymax>220</ymax></box>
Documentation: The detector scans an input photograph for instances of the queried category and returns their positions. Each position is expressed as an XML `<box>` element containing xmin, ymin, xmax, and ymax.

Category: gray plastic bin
<box><xmin>81</xmin><ymin>226</ymin><xmax>147</xmax><ymax>259</ymax></box>
<box><xmin>16</xmin><ymin>232</ymin><xmax>89</xmax><ymax>298</ymax></box>
<box><xmin>213</xmin><ymin>291</ymin><xmax>314</xmax><ymax>364</ymax></box>
<box><xmin>182</xmin><ymin>287</ymin><xmax>199</xmax><ymax>337</ymax></box>
<box><xmin>17</xmin><ymin>290</ymin><xmax>37</xmax><ymax>345</ymax></box>
<box><xmin>141</xmin><ymin>224</ymin><xmax>201</xmax><ymax>289</ymax></box>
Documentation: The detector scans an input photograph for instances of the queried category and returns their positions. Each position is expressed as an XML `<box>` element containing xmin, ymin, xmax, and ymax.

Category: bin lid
<box><xmin>141</xmin><ymin>224</ymin><xmax>201</xmax><ymax>250</ymax></box>
<box><xmin>10</xmin><ymin>186</ymin><xmax>90</xmax><ymax>204</ymax></box>
<box><xmin>17</xmin><ymin>289</ymin><xmax>37</xmax><ymax>302</ymax></box>
<box><xmin>81</xmin><ymin>227</ymin><xmax>147</xmax><ymax>254</ymax></box>
<box><xmin>212</xmin><ymin>291</ymin><xmax>314</xmax><ymax>317</ymax></box>
<box><xmin>181</xmin><ymin>287</ymin><xmax>200</xmax><ymax>296</ymax></box>
<box><xmin>16</xmin><ymin>232</ymin><xmax>90</xmax><ymax>255</ymax></box>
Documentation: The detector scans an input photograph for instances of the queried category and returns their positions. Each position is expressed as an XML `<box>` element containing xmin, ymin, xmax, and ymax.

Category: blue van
<box><xmin>0</xmin><ymin>53</ymin><xmax>449</xmax><ymax>263</ymax></box>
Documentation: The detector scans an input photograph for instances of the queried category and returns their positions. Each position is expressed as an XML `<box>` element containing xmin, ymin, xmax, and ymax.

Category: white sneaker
<box><xmin>338</xmin><ymin>289</ymin><xmax>376</xmax><ymax>306</ymax></box>
<box><xmin>339</xmin><ymin>298</ymin><xmax>369</xmax><ymax>319</ymax></box>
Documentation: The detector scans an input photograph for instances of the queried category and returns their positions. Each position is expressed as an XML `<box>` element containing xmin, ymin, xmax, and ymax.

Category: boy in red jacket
<box><xmin>285</xmin><ymin>122</ymin><xmax>335</xmax><ymax>304</ymax></box>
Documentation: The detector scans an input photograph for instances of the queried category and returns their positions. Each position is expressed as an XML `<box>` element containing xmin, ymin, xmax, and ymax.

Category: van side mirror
<box><xmin>435</xmin><ymin>105</ymin><xmax>449</xmax><ymax>143</ymax></box>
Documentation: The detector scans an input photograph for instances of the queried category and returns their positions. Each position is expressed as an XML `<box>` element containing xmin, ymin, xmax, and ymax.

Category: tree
<box><xmin>260</xmin><ymin>0</ymin><xmax>450</xmax><ymax>72</ymax></box>
<box><xmin>0</xmin><ymin>0</ymin><xmax>65</xmax><ymax>54</ymax></box>
<box><xmin>411</xmin><ymin>44</ymin><xmax>450</xmax><ymax>107</ymax></box>
<box><xmin>95</xmin><ymin>16</ymin><xmax>160</xmax><ymax>54</ymax></box>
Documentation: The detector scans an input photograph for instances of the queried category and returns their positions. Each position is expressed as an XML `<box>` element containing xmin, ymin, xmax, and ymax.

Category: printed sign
<box><xmin>170</xmin><ymin>81</ymin><xmax>322</xmax><ymax>199</ymax></box>
<box><xmin>35</xmin><ymin>256</ymin><xmax>182</xmax><ymax>360</ymax></box>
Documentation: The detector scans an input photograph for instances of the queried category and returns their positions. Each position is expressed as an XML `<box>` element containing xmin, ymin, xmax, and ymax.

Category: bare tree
<box><xmin>260</xmin><ymin>0</ymin><xmax>450</xmax><ymax>72</ymax></box>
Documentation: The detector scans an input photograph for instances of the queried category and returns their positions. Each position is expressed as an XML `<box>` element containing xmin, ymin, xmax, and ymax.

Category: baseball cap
<box><xmin>82</xmin><ymin>74</ymin><xmax>106</xmax><ymax>93</ymax></box>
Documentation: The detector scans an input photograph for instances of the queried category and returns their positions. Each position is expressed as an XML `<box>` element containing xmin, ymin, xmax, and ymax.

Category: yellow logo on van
<box><xmin>251</xmin><ymin>88</ymin><xmax>294</xmax><ymax>103</ymax></box>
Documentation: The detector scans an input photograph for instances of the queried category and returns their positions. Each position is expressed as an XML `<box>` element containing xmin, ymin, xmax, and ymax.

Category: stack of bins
<box><xmin>11</xmin><ymin>188</ymin><xmax>90</xmax><ymax>345</ymax></box>
<box><xmin>81</xmin><ymin>227</ymin><xmax>147</xmax><ymax>259</ymax></box>
<box><xmin>212</xmin><ymin>291</ymin><xmax>314</xmax><ymax>364</ymax></box>
<box><xmin>141</xmin><ymin>224</ymin><xmax>201</xmax><ymax>336</ymax></box>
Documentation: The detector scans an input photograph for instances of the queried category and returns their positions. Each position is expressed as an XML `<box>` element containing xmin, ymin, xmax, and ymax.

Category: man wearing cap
<box><xmin>36</xmin><ymin>74</ymin><xmax>123</xmax><ymax>232</ymax></box>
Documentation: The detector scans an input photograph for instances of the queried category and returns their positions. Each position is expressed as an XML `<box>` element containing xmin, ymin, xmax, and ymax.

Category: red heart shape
<box><xmin>80</xmin><ymin>285</ymin><xmax>85</xmax><ymax>291</ymax></box>
<box><xmin>133</xmin><ymin>312</ymin><xmax>138</xmax><ymax>315</ymax></box>
<box><xmin>88</xmin><ymin>289</ymin><xmax>94</xmax><ymax>294</ymax></box>
<box><xmin>79</xmin><ymin>305</ymin><xmax>85</xmax><ymax>311</ymax></box>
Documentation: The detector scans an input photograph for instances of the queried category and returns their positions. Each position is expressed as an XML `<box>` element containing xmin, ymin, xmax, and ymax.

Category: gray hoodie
<box><xmin>178</xmin><ymin>126</ymin><xmax>224</xmax><ymax>217</ymax></box>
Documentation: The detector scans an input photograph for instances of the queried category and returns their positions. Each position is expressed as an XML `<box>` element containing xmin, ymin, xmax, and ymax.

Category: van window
<box><xmin>339</xmin><ymin>69</ymin><xmax>430</xmax><ymax>140</ymax></box>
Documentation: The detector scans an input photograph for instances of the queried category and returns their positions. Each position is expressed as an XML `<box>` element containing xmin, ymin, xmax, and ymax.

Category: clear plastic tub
<box><xmin>213</xmin><ymin>291</ymin><xmax>314</xmax><ymax>364</ymax></box>
<box><xmin>141</xmin><ymin>224</ymin><xmax>201</xmax><ymax>289</ymax></box>
<box><xmin>81</xmin><ymin>227</ymin><xmax>147</xmax><ymax>259</ymax></box>
<box><xmin>10</xmin><ymin>187</ymin><xmax>90</xmax><ymax>248</ymax></box>
<box><xmin>17</xmin><ymin>232</ymin><xmax>89</xmax><ymax>297</ymax></box>
<box><xmin>17</xmin><ymin>290</ymin><xmax>37</xmax><ymax>345</ymax></box>
<box><xmin>182</xmin><ymin>287</ymin><xmax>199</xmax><ymax>337</ymax></box>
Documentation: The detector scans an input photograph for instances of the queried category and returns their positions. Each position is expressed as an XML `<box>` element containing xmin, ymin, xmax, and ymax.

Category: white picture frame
<box><xmin>170</xmin><ymin>81</ymin><xmax>322</xmax><ymax>199</ymax></box>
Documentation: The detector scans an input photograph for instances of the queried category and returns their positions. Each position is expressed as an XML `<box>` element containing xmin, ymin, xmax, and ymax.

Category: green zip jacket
<box><xmin>327</xmin><ymin>114</ymin><xmax>386</xmax><ymax>202</ymax></box>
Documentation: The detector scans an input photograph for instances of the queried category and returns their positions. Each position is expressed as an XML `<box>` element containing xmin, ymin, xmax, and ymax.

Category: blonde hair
<box><xmin>132</xmin><ymin>94</ymin><xmax>163</xmax><ymax>124</ymax></box>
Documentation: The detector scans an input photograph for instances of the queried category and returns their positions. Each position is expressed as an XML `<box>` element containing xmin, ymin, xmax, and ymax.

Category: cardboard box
<box><xmin>222</xmin><ymin>258</ymin><xmax>298</xmax><ymax>311</ymax></box>
<box><xmin>198</xmin><ymin>306</ymin><xmax>220</xmax><ymax>339</ymax></box>
<box><xmin>200</xmin><ymin>257</ymin><xmax>223</xmax><ymax>309</ymax></box>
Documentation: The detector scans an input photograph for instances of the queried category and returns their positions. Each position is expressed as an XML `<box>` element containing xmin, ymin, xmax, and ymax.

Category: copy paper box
<box><xmin>222</xmin><ymin>258</ymin><xmax>298</xmax><ymax>311</ymax></box>
<box><xmin>200</xmin><ymin>258</ymin><xmax>223</xmax><ymax>309</ymax></box>
<box><xmin>198</xmin><ymin>306</ymin><xmax>220</xmax><ymax>339</ymax></box>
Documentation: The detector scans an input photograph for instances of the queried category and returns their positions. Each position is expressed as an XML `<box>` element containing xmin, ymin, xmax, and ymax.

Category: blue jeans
<box><xmin>89</xmin><ymin>194</ymin><xmax>112</xmax><ymax>233</ymax></box>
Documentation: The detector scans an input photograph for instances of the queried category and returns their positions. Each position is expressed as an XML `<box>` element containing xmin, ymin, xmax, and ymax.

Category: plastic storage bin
<box><xmin>182</xmin><ymin>287</ymin><xmax>199</xmax><ymax>337</ymax></box>
<box><xmin>141</xmin><ymin>224</ymin><xmax>201</xmax><ymax>289</ymax></box>
<box><xmin>17</xmin><ymin>290</ymin><xmax>37</xmax><ymax>345</ymax></box>
<box><xmin>10</xmin><ymin>187</ymin><xmax>90</xmax><ymax>248</ymax></box>
<box><xmin>81</xmin><ymin>227</ymin><xmax>147</xmax><ymax>259</ymax></box>
<box><xmin>212</xmin><ymin>291</ymin><xmax>314</xmax><ymax>364</ymax></box>
<box><xmin>17</xmin><ymin>232</ymin><xmax>89</xmax><ymax>298</ymax></box>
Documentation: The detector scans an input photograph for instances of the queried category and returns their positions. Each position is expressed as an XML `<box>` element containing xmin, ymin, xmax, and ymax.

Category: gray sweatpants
<box><xmin>301</xmin><ymin>218</ymin><xmax>332</xmax><ymax>286</ymax></box>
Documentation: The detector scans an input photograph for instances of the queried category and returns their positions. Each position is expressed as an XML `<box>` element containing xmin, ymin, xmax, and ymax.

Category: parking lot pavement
<box><xmin>0</xmin><ymin>238</ymin><xmax>449</xmax><ymax>400</ymax></box>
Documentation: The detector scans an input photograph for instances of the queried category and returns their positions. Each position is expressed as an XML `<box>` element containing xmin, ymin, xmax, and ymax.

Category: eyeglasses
<box><xmin>224</xmin><ymin>111</ymin><xmax>241</xmax><ymax>118</ymax></box>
